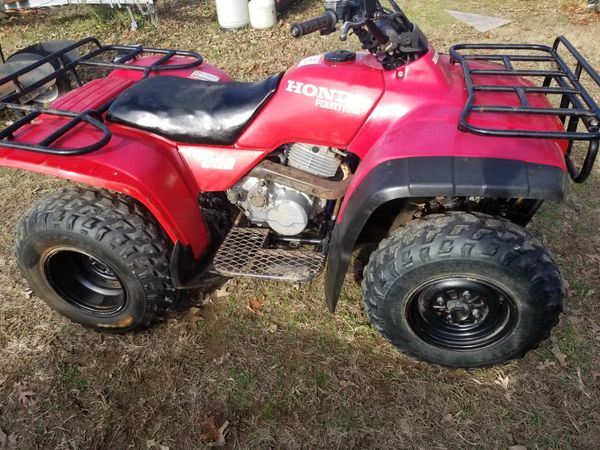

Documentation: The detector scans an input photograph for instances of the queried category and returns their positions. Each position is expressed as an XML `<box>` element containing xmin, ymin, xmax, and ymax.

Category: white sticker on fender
<box><xmin>200</xmin><ymin>156</ymin><xmax>236</xmax><ymax>170</ymax></box>
<box><xmin>297</xmin><ymin>55</ymin><xmax>322</xmax><ymax>68</ymax></box>
<box><xmin>285</xmin><ymin>79</ymin><xmax>368</xmax><ymax>115</ymax></box>
<box><xmin>189</xmin><ymin>70</ymin><xmax>220</xmax><ymax>82</ymax></box>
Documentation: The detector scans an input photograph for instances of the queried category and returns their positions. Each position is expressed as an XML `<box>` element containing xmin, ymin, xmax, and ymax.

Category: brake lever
<box><xmin>339</xmin><ymin>18</ymin><xmax>368</xmax><ymax>41</ymax></box>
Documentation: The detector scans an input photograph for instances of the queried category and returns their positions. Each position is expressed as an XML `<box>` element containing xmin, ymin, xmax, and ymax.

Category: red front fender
<box><xmin>0</xmin><ymin>123</ymin><xmax>209</xmax><ymax>257</ymax></box>
<box><xmin>341</xmin><ymin>52</ymin><xmax>570</xmax><ymax>219</ymax></box>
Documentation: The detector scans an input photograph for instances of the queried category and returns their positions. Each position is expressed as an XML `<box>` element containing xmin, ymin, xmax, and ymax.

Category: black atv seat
<box><xmin>106</xmin><ymin>73</ymin><xmax>282</xmax><ymax>145</ymax></box>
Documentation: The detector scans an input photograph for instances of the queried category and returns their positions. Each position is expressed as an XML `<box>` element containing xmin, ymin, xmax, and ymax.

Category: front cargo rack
<box><xmin>0</xmin><ymin>37</ymin><xmax>203</xmax><ymax>155</ymax></box>
<box><xmin>450</xmin><ymin>36</ymin><xmax>600</xmax><ymax>183</ymax></box>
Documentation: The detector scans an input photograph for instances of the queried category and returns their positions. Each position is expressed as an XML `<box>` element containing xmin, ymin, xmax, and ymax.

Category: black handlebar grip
<box><xmin>290</xmin><ymin>11</ymin><xmax>337</xmax><ymax>38</ymax></box>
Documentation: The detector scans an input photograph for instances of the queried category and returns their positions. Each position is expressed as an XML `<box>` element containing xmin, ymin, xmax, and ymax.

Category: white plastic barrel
<box><xmin>249</xmin><ymin>0</ymin><xmax>277</xmax><ymax>29</ymax></box>
<box><xmin>216</xmin><ymin>0</ymin><xmax>250</xmax><ymax>30</ymax></box>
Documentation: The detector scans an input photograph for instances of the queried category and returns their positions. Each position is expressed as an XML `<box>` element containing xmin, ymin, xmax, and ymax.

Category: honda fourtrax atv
<box><xmin>1</xmin><ymin>0</ymin><xmax>599</xmax><ymax>368</ymax></box>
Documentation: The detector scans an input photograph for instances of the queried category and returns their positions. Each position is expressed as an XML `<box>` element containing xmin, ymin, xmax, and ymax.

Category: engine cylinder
<box><xmin>288</xmin><ymin>143</ymin><xmax>341</xmax><ymax>178</ymax></box>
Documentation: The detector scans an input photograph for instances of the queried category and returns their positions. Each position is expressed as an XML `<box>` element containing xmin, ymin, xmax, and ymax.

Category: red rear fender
<box><xmin>0</xmin><ymin>56</ymin><xmax>235</xmax><ymax>258</ymax></box>
<box><xmin>107</xmin><ymin>56</ymin><xmax>234</xmax><ymax>83</ymax></box>
<box><xmin>0</xmin><ymin>123</ymin><xmax>209</xmax><ymax>257</ymax></box>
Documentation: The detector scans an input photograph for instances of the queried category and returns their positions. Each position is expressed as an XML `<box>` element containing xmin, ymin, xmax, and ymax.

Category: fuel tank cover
<box><xmin>325</xmin><ymin>49</ymin><xmax>356</xmax><ymax>63</ymax></box>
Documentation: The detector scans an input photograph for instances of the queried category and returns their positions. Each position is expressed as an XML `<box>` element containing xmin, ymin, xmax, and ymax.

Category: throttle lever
<box><xmin>339</xmin><ymin>18</ymin><xmax>368</xmax><ymax>41</ymax></box>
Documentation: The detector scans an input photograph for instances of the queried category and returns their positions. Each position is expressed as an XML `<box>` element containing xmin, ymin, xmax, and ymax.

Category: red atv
<box><xmin>1</xmin><ymin>0</ymin><xmax>599</xmax><ymax>368</ymax></box>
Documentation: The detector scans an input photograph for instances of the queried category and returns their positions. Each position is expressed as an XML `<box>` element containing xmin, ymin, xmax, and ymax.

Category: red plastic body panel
<box><xmin>237</xmin><ymin>53</ymin><xmax>385</xmax><ymax>149</ymax></box>
<box><xmin>53</xmin><ymin>78</ymin><xmax>135</xmax><ymax>111</ymax></box>
<box><xmin>178</xmin><ymin>145</ymin><xmax>267</xmax><ymax>192</ymax></box>
<box><xmin>348</xmin><ymin>51</ymin><xmax>567</xmax><ymax>164</ymax></box>
<box><xmin>337</xmin><ymin>50</ymin><xmax>568</xmax><ymax>220</ymax></box>
<box><xmin>107</xmin><ymin>56</ymin><xmax>234</xmax><ymax>83</ymax></box>
<box><xmin>1</xmin><ymin>121</ymin><xmax>210</xmax><ymax>256</ymax></box>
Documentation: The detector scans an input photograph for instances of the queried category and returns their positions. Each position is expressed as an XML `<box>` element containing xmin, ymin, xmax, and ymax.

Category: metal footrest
<box><xmin>211</xmin><ymin>227</ymin><xmax>326</xmax><ymax>282</ymax></box>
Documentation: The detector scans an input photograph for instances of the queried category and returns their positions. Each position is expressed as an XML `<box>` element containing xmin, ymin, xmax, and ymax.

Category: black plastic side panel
<box><xmin>325</xmin><ymin>156</ymin><xmax>566</xmax><ymax>312</ymax></box>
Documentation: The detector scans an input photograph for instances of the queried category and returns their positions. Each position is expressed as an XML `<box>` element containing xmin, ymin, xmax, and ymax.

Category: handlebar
<box><xmin>290</xmin><ymin>11</ymin><xmax>337</xmax><ymax>38</ymax></box>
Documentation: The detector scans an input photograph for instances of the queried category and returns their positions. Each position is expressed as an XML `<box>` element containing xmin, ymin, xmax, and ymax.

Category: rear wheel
<box><xmin>7</xmin><ymin>40</ymin><xmax>77</xmax><ymax>102</ymax></box>
<box><xmin>362</xmin><ymin>212</ymin><xmax>564</xmax><ymax>368</ymax></box>
<box><xmin>15</xmin><ymin>188</ymin><xmax>177</xmax><ymax>332</ymax></box>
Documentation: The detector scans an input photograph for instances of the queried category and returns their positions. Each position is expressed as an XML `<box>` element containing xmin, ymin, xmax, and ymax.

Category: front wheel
<box><xmin>362</xmin><ymin>213</ymin><xmax>564</xmax><ymax>368</ymax></box>
<box><xmin>15</xmin><ymin>188</ymin><xmax>177</xmax><ymax>332</ymax></box>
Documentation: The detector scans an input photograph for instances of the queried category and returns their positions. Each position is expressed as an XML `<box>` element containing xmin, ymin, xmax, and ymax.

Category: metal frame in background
<box><xmin>0</xmin><ymin>37</ymin><xmax>204</xmax><ymax>155</ymax></box>
<box><xmin>450</xmin><ymin>36</ymin><xmax>600</xmax><ymax>183</ymax></box>
<box><xmin>1</xmin><ymin>0</ymin><xmax>158</xmax><ymax>28</ymax></box>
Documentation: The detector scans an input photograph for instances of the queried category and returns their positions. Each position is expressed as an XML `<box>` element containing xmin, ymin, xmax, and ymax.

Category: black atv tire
<box><xmin>15</xmin><ymin>188</ymin><xmax>177</xmax><ymax>333</ymax></box>
<box><xmin>362</xmin><ymin>212</ymin><xmax>564</xmax><ymax>368</ymax></box>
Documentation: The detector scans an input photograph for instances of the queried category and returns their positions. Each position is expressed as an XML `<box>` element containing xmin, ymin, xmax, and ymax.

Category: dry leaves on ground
<box><xmin>214</xmin><ymin>285</ymin><xmax>230</xmax><ymax>298</ymax></box>
<box><xmin>212</xmin><ymin>352</ymin><xmax>231</xmax><ymax>366</ymax></box>
<box><xmin>589</xmin><ymin>319</ymin><xmax>600</xmax><ymax>337</ymax></box>
<box><xmin>441</xmin><ymin>413</ymin><xmax>454</xmax><ymax>424</ymax></box>
<box><xmin>200</xmin><ymin>416</ymin><xmax>229</xmax><ymax>447</ymax></box>
<box><xmin>339</xmin><ymin>379</ymin><xmax>357</xmax><ymax>389</ymax></box>
<box><xmin>186</xmin><ymin>307</ymin><xmax>204</xmax><ymax>324</ymax></box>
<box><xmin>536</xmin><ymin>360</ymin><xmax>556</xmax><ymax>371</ymax></box>
<box><xmin>494</xmin><ymin>373</ymin><xmax>510</xmax><ymax>390</ymax></box>
<box><xmin>247</xmin><ymin>298</ymin><xmax>266</xmax><ymax>316</ymax></box>
<box><xmin>551</xmin><ymin>341</ymin><xmax>568</xmax><ymax>367</ymax></box>
<box><xmin>13</xmin><ymin>382</ymin><xmax>35</xmax><ymax>408</ymax></box>
<box><xmin>265</xmin><ymin>323</ymin><xmax>278</xmax><ymax>334</ymax></box>
<box><xmin>576</xmin><ymin>367</ymin><xmax>590</xmax><ymax>398</ymax></box>
<box><xmin>561</xmin><ymin>0</ymin><xmax>600</xmax><ymax>24</ymax></box>
<box><xmin>146</xmin><ymin>439</ymin><xmax>170</xmax><ymax>450</ymax></box>
<box><xmin>494</xmin><ymin>372</ymin><xmax>512</xmax><ymax>401</ymax></box>
<box><xmin>0</xmin><ymin>426</ymin><xmax>16</xmax><ymax>450</ymax></box>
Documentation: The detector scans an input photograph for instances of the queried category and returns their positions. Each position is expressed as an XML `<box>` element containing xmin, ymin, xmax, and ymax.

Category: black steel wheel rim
<box><xmin>43</xmin><ymin>248</ymin><xmax>126</xmax><ymax>314</ymax></box>
<box><xmin>406</xmin><ymin>277</ymin><xmax>516</xmax><ymax>350</ymax></box>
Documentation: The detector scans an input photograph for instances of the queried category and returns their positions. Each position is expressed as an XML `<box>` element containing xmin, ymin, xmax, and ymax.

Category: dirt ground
<box><xmin>1</xmin><ymin>0</ymin><xmax>600</xmax><ymax>449</ymax></box>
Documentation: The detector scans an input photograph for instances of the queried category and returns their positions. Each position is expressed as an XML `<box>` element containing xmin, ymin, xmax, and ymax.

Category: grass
<box><xmin>1</xmin><ymin>0</ymin><xmax>600</xmax><ymax>448</ymax></box>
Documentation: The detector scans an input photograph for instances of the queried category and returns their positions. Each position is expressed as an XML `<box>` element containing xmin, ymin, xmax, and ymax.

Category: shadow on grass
<box><xmin>1</xmin><ymin>266</ymin><xmax>599</xmax><ymax>449</ymax></box>
<box><xmin>0</xmin><ymin>293</ymin><xmax>421</xmax><ymax>448</ymax></box>
<box><xmin>0</xmin><ymin>166</ymin><xmax>598</xmax><ymax>449</ymax></box>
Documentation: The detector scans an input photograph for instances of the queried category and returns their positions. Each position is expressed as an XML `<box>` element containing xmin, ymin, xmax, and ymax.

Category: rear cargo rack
<box><xmin>0</xmin><ymin>37</ymin><xmax>203</xmax><ymax>155</ymax></box>
<box><xmin>450</xmin><ymin>36</ymin><xmax>600</xmax><ymax>183</ymax></box>
<box><xmin>0</xmin><ymin>103</ymin><xmax>111</xmax><ymax>155</ymax></box>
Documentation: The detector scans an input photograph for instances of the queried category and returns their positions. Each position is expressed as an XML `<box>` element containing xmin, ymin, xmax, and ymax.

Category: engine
<box><xmin>226</xmin><ymin>143</ymin><xmax>343</xmax><ymax>236</ymax></box>
<box><xmin>287</xmin><ymin>142</ymin><xmax>342</xmax><ymax>178</ymax></box>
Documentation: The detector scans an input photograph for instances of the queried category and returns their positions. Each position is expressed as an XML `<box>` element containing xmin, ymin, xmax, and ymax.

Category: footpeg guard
<box><xmin>211</xmin><ymin>227</ymin><xmax>325</xmax><ymax>282</ymax></box>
